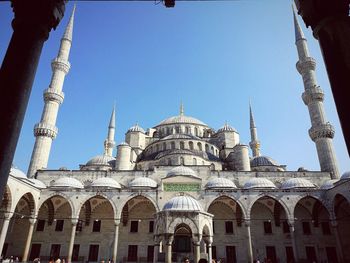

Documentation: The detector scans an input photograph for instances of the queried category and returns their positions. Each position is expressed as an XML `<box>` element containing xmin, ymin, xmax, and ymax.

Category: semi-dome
<box><xmin>10</xmin><ymin>166</ymin><xmax>27</xmax><ymax>178</ymax></box>
<box><xmin>217</xmin><ymin>123</ymin><xmax>237</xmax><ymax>133</ymax></box>
<box><xmin>86</xmin><ymin>154</ymin><xmax>115</xmax><ymax>167</ymax></box>
<box><xmin>91</xmin><ymin>177</ymin><xmax>121</xmax><ymax>189</ymax></box>
<box><xmin>167</xmin><ymin>166</ymin><xmax>198</xmax><ymax>178</ymax></box>
<box><xmin>340</xmin><ymin>171</ymin><xmax>350</xmax><ymax>180</ymax></box>
<box><xmin>129</xmin><ymin>177</ymin><xmax>157</xmax><ymax>188</ymax></box>
<box><xmin>206</xmin><ymin>177</ymin><xmax>237</xmax><ymax>189</ymax></box>
<box><xmin>243</xmin><ymin>178</ymin><xmax>276</xmax><ymax>189</ymax></box>
<box><xmin>127</xmin><ymin>124</ymin><xmax>145</xmax><ymax>133</ymax></box>
<box><xmin>251</xmin><ymin>156</ymin><xmax>279</xmax><ymax>167</ymax></box>
<box><xmin>28</xmin><ymin>178</ymin><xmax>47</xmax><ymax>189</ymax></box>
<box><xmin>157</xmin><ymin>115</ymin><xmax>207</xmax><ymax>127</ymax></box>
<box><xmin>320</xmin><ymin>179</ymin><xmax>338</xmax><ymax>190</ymax></box>
<box><xmin>163</xmin><ymin>195</ymin><xmax>202</xmax><ymax>211</ymax></box>
<box><xmin>281</xmin><ymin>178</ymin><xmax>316</xmax><ymax>189</ymax></box>
<box><xmin>51</xmin><ymin>177</ymin><xmax>84</xmax><ymax>189</ymax></box>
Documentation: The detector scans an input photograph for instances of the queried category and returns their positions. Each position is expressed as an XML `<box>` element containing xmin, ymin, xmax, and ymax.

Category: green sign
<box><xmin>163</xmin><ymin>183</ymin><xmax>201</xmax><ymax>192</ymax></box>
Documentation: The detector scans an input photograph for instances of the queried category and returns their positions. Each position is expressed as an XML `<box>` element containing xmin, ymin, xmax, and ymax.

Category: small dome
<box><xmin>206</xmin><ymin>177</ymin><xmax>237</xmax><ymax>189</ymax></box>
<box><xmin>167</xmin><ymin>166</ymin><xmax>198</xmax><ymax>178</ymax></box>
<box><xmin>86</xmin><ymin>155</ymin><xmax>115</xmax><ymax>167</ymax></box>
<box><xmin>320</xmin><ymin>179</ymin><xmax>338</xmax><ymax>190</ymax></box>
<box><xmin>91</xmin><ymin>177</ymin><xmax>121</xmax><ymax>189</ymax></box>
<box><xmin>10</xmin><ymin>166</ymin><xmax>27</xmax><ymax>178</ymax></box>
<box><xmin>127</xmin><ymin>124</ymin><xmax>145</xmax><ymax>133</ymax></box>
<box><xmin>340</xmin><ymin>171</ymin><xmax>350</xmax><ymax>180</ymax></box>
<box><xmin>51</xmin><ymin>177</ymin><xmax>84</xmax><ymax>189</ymax></box>
<box><xmin>281</xmin><ymin>178</ymin><xmax>316</xmax><ymax>189</ymax></box>
<box><xmin>118</xmin><ymin>142</ymin><xmax>130</xmax><ymax>147</ymax></box>
<box><xmin>163</xmin><ymin>195</ymin><xmax>202</xmax><ymax>211</ymax></box>
<box><xmin>217</xmin><ymin>123</ymin><xmax>237</xmax><ymax>133</ymax></box>
<box><xmin>251</xmin><ymin>156</ymin><xmax>279</xmax><ymax>167</ymax></box>
<box><xmin>28</xmin><ymin>178</ymin><xmax>47</xmax><ymax>189</ymax></box>
<box><xmin>243</xmin><ymin>178</ymin><xmax>276</xmax><ymax>189</ymax></box>
<box><xmin>129</xmin><ymin>177</ymin><xmax>157</xmax><ymax>188</ymax></box>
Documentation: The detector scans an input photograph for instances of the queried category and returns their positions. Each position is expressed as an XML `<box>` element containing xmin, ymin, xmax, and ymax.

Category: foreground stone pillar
<box><xmin>67</xmin><ymin>218</ymin><xmax>78</xmax><ymax>263</ymax></box>
<box><xmin>0</xmin><ymin>213</ymin><xmax>12</xmax><ymax>255</ymax></box>
<box><xmin>207</xmin><ymin>239</ymin><xmax>213</xmax><ymax>263</ymax></box>
<box><xmin>288</xmin><ymin>221</ymin><xmax>299</xmax><ymax>263</ymax></box>
<box><xmin>0</xmin><ymin>0</ymin><xmax>66</xmax><ymax>200</ymax></box>
<box><xmin>22</xmin><ymin>217</ymin><xmax>37</xmax><ymax>262</ymax></box>
<box><xmin>331</xmin><ymin>220</ymin><xmax>344</xmax><ymax>262</ymax></box>
<box><xmin>245</xmin><ymin>220</ymin><xmax>253</xmax><ymax>263</ymax></box>
<box><xmin>112</xmin><ymin>220</ymin><xmax>120</xmax><ymax>263</ymax></box>
<box><xmin>193</xmin><ymin>241</ymin><xmax>201</xmax><ymax>263</ymax></box>
<box><xmin>153</xmin><ymin>243</ymin><xmax>160</xmax><ymax>263</ymax></box>
<box><xmin>294</xmin><ymin>0</ymin><xmax>350</xmax><ymax>155</ymax></box>
<box><xmin>165</xmin><ymin>235</ymin><xmax>173</xmax><ymax>263</ymax></box>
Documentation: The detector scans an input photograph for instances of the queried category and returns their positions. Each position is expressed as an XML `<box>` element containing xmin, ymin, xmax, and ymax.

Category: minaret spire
<box><xmin>293</xmin><ymin>7</ymin><xmax>339</xmax><ymax>178</ymax></box>
<box><xmin>180</xmin><ymin>101</ymin><xmax>184</xmax><ymax>116</ymax></box>
<box><xmin>104</xmin><ymin>105</ymin><xmax>116</xmax><ymax>156</ymax></box>
<box><xmin>249</xmin><ymin>101</ymin><xmax>261</xmax><ymax>157</ymax></box>
<box><xmin>27</xmin><ymin>6</ymin><xmax>76</xmax><ymax>178</ymax></box>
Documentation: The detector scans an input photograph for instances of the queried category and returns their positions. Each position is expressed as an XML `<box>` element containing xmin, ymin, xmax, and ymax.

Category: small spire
<box><xmin>249</xmin><ymin>100</ymin><xmax>256</xmax><ymax>128</ymax></box>
<box><xmin>109</xmin><ymin>105</ymin><xmax>116</xmax><ymax>128</ymax></box>
<box><xmin>63</xmin><ymin>4</ymin><xmax>76</xmax><ymax>42</ymax></box>
<box><xmin>180</xmin><ymin>101</ymin><xmax>184</xmax><ymax>116</ymax></box>
<box><xmin>292</xmin><ymin>4</ymin><xmax>306</xmax><ymax>43</ymax></box>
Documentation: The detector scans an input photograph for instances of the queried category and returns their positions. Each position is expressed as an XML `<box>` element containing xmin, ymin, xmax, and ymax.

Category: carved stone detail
<box><xmin>34</xmin><ymin>123</ymin><xmax>58</xmax><ymax>139</ymax></box>
<box><xmin>296</xmin><ymin>57</ymin><xmax>316</xmax><ymax>74</ymax></box>
<box><xmin>302</xmin><ymin>86</ymin><xmax>324</xmax><ymax>105</ymax></box>
<box><xmin>44</xmin><ymin>88</ymin><xmax>65</xmax><ymax>104</ymax></box>
<box><xmin>51</xmin><ymin>57</ymin><xmax>70</xmax><ymax>74</ymax></box>
<box><xmin>309</xmin><ymin>123</ymin><xmax>335</xmax><ymax>141</ymax></box>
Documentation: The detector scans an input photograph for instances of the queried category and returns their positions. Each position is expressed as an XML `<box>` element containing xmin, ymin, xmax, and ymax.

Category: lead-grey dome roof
<box><xmin>251</xmin><ymin>156</ymin><xmax>279</xmax><ymax>167</ymax></box>
<box><xmin>127</xmin><ymin>124</ymin><xmax>145</xmax><ymax>133</ymax></box>
<box><xmin>340</xmin><ymin>171</ymin><xmax>350</xmax><ymax>180</ymax></box>
<box><xmin>129</xmin><ymin>177</ymin><xmax>157</xmax><ymax>188</ymax></box>
<box><xmin>86</xmin><ymin>155</ymin><xmax>115</xmax><ymax>166</ymax></box>
<box><xmin>281</xmin><ymin>178</ymin><xmax>316</xmax><ymax>189</ymax></box>
<box><xmin>163</xmin><ymin>195</ymin><xmax>202</xmax><ymax>211</ymax></box>
<box><xmin>10</xmin><ymin>166</ymin><xmax>27</xmax><ymax>178</ymax></box>
<box><xmin>157</xmin><ymin>115</ymin><xmax>207</xmax><ymax>127</ymax></box>
<box><xmin>51</xmin><ymin>177</ymin><xmax>84</xmax><ymax>189</ymax></box>
<box><xmin>205</xmin><ymin>177</ymin><xmax>237</xmax><ymax>189</ymax></box>
<box><xmin>28</xmin><ymin>178</ymin><xmax>47</xmax><ymax>189</ymax></box>
<box><xmin>167</xmin><ymin>166</ymin><xmax>198</xmax><ymax>178</ymax></box>
<box><xmin>320</xmin><ymin>179</ymin><xmax>338</xmax><ymax>190</ymax></box>
<box><xmin>91</xmin><ymin>177</ymin><xmax>121</xmax><ymax>189</ymax></box>
<box><xmin>243</xmin><ymin>178</ymin><xmax>276</xmax><ymax>189</ymax></box>
<box><xmin>217</xmin><ymin>123</ymin><xmax>237</xmax><ymax>133</ymax></box>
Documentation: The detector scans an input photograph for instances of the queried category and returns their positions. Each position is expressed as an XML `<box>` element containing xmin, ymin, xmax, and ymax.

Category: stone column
<box><xmin>67</xmin><ymin>218</ymin><xmax>78</xmax><ymax>263</ymax></box>
<box><xmin>153</xmin><ymin>243</ymin><xmax>160</xmax><ymax>263</ymax></box>
<box><xmin>245</xmin><ymin>220</ymin><xmax>253</xmax><ymax>263</ymax></box>
<box><xmin>294</xmin><ymin>0</ymin><xmax>350</xmax><ymax>154</ymax></box>
<box><xmin>331</xmin><ymin>220</ymin><xmax>344</xmax><ymax>262</ymax></box>
<box><xmin>0</xmin><ymin>213</ymin><xmax>12</xmax><ymax>255</ymax></box>
<box><xmin>112</xmin><ymin>220</ymin><xmax>120</xmax><ymax>263</ymax></box>
<box><xmin>288</xmin><ymin>221</ymin><xmax>299</xmax><ymax>263</ymax></box>
<box><xmin>193</xmin><ymin>241</ymin><xmax>201</xmax><ymax>263</ymax></box>
<box><xmin>165</xmin><ymin>235</ymin><xmax>173</xmax><ymax>263</ymax></box>
<box><xmin>207</xmin><ymin>238</ymin><xmax>213</xmax><ymax>263</ymax></box>
<box><xmin>22</xmin><ymin>217</ymin><xmax>37</xmax><ymax>262</ymax></box>
<box><xmin>0</xmin><ymin>0</ymin><xmax>66</xmax><ymax>200</ymax></box>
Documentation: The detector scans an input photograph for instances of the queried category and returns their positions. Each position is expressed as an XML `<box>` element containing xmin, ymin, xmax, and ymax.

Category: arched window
<box><xmin>171</xmin><ymin>142</ymin><xmax>175</xmax><ymax>150</ymax></box>
<box><xmin>195</xmin><ymin>127</ymin><xmax>199</xmax><ymax>136</ymax></box>
<box><xmin>185</xmin><ymin>126</ymin><xmax>190</xmax><ymax>134</ymax></box>
<box><xmin>193</xmin><ymin>158</ymin><xmax>197</xmax><ymax>165</ymax></box>
<box><xmin>180</xmin><ymin>141</ymin><xmax>185</xmax><ymax>150</ymax></box>
<box><xmin>211</xmin><ymin>146</ymin><xmax>214</xmax><ymax>154</ymax></box>
<box><xmin>210</xmin><ymin>163</ymin><xmax>215</xmax><ymax>170</ymax></box>
<box><xmin>176</xmin><ymin>126</ymin><xmax>180</xmax><ymax>134</ymax></box>
<box><xmin>156</xmin><ymin>144</ymin><xmax>159</xmax><ymax>152</ymax></box>
<box><xmin>197</xmin><ymin>142</ymin><xmax>202</xmax><ymax>151</ymax></box>
<box><xmin>163</xmin><ymin>142</ymin><xmax>167</xmax><ymax>150</ymax></box>
<box><xmin>167</xmin><ymin>127</ymin><xmax>171</xmax><ymax>135</ymax></box>
<box><xmin>189</xmin><ymin>141</ymin><xmax>194</xmax><ymax>150</ymax></box>
<box><xmin>180</xmin><ymin>157</ymin><xmax>184</xmax><ymax>165</ymax></box>
<box><xmin>168</xmin><ymin>159</ymin><xmax>172</xmax><ymax>165</ymax></box>
<box><xmin>205</xmin><ymin>144</ymin><xmax>209</xmax><ymax>152</ymax></box>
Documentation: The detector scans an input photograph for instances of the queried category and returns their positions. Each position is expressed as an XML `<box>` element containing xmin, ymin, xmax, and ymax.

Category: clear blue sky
<box><xmin>0</xmin><ymin>0</ymin><xmax>349</xmax><ymax>174</ymax></box>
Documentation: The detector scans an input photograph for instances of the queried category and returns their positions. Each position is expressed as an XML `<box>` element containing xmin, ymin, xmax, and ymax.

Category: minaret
<box><xmin>293</xmin><ymin>8</ymin><xmax>339</xmax><ymax>179</ymax></box>
<box><xmin>104</xmin><ymin>106</ymin><xmax>116</xmax><ymax>157</ymax></box>
<box><xmin>180</xmin><ymin>101</ymin><xmax>184</xmax><ymax>116</ymax></box>
<box><xmin>27</xmin><ymin>6</ymin><xmax>76</xmax><ymax>178</ymax></box>
<box><xmin>249</xmin><ymin>102</ymin><xmax>261</xmax><ymax>157</ymax></box>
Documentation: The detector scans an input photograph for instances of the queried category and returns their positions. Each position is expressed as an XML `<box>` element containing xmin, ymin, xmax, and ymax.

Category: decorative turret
<box><xmin>27</xmin><ymin>6</ymin><xmax>75</xmax><ymax>177</ymax></box>
<box><xmin>293</xmin><ymin>7</ymin><xmax>339</xmax><ymax>179</ymax></box>
<box><xmin>249</xmin><ymin>102</ymin><xmax>261</xmax><ymax>157</ymax></box>
<box><xmin>104</xmin><ymin>105</ymin><xmax>116</xmax><ymax>157</ymax></box>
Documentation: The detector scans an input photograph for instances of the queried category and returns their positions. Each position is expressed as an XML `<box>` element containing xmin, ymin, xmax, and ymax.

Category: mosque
<box><xmin>1</xmin><ymin>6</ymin><xmax>350</xmax><ymax>263</ymax></box>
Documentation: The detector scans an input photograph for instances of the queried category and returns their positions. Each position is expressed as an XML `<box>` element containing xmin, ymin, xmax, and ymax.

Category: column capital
<box><xmin>11</xmin><ymin>0</ymin><xmax>66</xmax><ymax>40</ymax></box>
<box><xmin>244</xmin><ymin>218</ymin><xmax>251</xmax><ymax>227</ymax></box>
<box><xmin>294</xmin><ymin>0</ymin><xmax>349</xmax><ymax>37</ymax></box>
<box><xmin>71</xmin><ymin>218</ymin><xmax>79</xmax><ymax>226</ymax></box>
<box><xmin>114</xmin><ymin>219</ymin><xmax>121</xmax><ymax>226</ymax></box>
<box><xmin>3</xmin><ymin>212</ymin><xmax>13</xmax><ymax>220</ymax></box>
<box><xmin>29</xmin><ymin>217</ymin><xmax>37</xmax><ymax>225</ymax></box>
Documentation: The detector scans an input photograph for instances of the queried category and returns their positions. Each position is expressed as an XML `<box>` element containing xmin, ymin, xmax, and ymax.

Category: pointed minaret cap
<box><xmin>63</xmin><ymin>4</ymin><xmax>76</xmax><ymax>41</ymax></box>
<box><xmin>109</xmin><ymin>104</ymin><xmax>116</xmax><ymax>129</ymax></box>
<box><xmin>249</xmin><ymin>100</ymin><xmax>256</xmax><ymax>128</ymax></box>
<box><xmin>292</xmin><ymin>4</ymin><xmax>306</xmax><ymax>43</ymax></box>
<box><xmin>180</xmin><ymin>101</ymin><xmax>184</xmax><ymax>116</ymax></box>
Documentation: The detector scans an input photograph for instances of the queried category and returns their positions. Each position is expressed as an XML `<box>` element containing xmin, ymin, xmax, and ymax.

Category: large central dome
<box><xmin>157</xmin><ymin>114</ymin><xmax>207</xmax><ymax>127</ymax></box>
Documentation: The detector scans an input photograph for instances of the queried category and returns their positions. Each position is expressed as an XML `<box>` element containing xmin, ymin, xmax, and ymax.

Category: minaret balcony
<box><xmin>308</xmin><ymin>123</ymin><xmax>335</xmax><ymax>141</ymax></box>
<box><xmin>51</xmin><ymin>57</ymin><xmax>70</xmax><ymax>74</ymax></box>
<box><xmin>44</xmin><ymin>88</ymin><xmax>65</xmax><ymax>104</ymax></box>
<box><xmin>296</xmin><ymin>57</ymin><xmax>316</xmax><ymax>74</ymax></box>
<box><xmin>34</xmin><ymin>123</ymin><xmax>58</xmax><ymax>139</ymax></box>
<box><xmin>302</xmin><ymin>87</ymin><xmax>324</xmax><ymax>105</ymax></box>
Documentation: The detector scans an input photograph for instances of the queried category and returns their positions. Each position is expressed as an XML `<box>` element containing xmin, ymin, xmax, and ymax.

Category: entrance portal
<box><xmin>173</xmin><ymin>224</ymin><xmax>192</xmax><ymax>253</ymax></box>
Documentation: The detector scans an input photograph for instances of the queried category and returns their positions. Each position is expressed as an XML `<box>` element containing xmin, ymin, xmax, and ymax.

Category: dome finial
<box><xmin>180</xmin><ymin>101</ymin><xmax>184</xmax><ymax>116</ymax></box>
